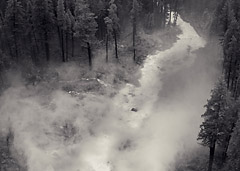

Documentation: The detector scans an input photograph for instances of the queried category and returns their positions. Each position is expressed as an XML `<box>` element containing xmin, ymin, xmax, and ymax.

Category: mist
<box><xmin>0</xmin><ymin>16</ymin><xmax>220</xmax><ymax>171</ymax></box>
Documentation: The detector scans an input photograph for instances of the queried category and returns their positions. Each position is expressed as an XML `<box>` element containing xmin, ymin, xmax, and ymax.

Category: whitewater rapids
<box><xmin>0</xmin><ymin>16</ymin><xmax>217</xmax><ymax>171</ymax></box>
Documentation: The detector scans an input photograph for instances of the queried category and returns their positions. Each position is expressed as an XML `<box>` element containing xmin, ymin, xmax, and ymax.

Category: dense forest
<box><xmin>0</xmin><ymin>0</ymin><xmax>186</xmax><ymax>94</ymax></box>
<box><xmin>197</xmin><ymin>0</ymin><xmax>240</xmax><ymax>171</ymax></box>
<box><xmin>0</xmin><ymin>0</ymin><xmax>179</xmax><ymax>67</ymax></box>
<box><xmin>1</xmin><ymin>0</ymin><xmax>240</xmax><ymax>171</ymax></box>
<box><xmin>176</xmin><ymin>1</ymin><xmax>240</xmax><ymax>171</ymax></box>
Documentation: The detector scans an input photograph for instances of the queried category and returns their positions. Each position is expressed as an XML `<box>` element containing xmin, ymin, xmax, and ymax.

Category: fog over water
<box><xmin>0</xmin><ymin>16</ymin><xmax>219</xmax><ymax>171</ymax></box>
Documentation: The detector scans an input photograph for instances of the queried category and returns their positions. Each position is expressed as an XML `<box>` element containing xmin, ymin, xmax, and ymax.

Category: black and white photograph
<box><xmin>0</xmin><ymin>0</ymin><xmax>239</xmax><ymax>171</ymax></box>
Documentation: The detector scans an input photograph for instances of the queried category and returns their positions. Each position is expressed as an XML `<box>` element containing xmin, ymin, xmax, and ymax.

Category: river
<box><xmin>79</xmin><ymin>16</ymin><xmax>213</xmax><ymax>171</ymax></box>
<box><xmin>0</xmin><ymin>16</ymin><xmax>218</xmax><ymax>171</ymax></box>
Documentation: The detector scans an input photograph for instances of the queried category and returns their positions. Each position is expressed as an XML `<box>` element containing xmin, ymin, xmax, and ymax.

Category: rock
<box><xmin>131</xmin><ymin>108</ymin><xmax>138</xmax><ymax>112</ymax></box>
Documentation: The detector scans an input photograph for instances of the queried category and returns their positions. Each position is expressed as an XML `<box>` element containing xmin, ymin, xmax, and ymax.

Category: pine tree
<box><xmin>198</xmin><ymin>78</ymin><xmax>232</xmax><ymax>171</ymax></box>
<box><xmin>5</xmin><ymin>0</ymin><xmax>25</xmax><ymax>62</ymax></box>
<box><xmin>130</xmin><ymin>0</ymin><xmax>141</xmax><ymax>62</ymax></box>
<box><xmin>172</xmin><ymin>0</ymin><xmax>179</xmax><ymax>26</ymax></box>
<box><xmin>26</xmin><ymin>0</ymin><xmax>39</xmax><ymax>64</ymax></box>
<box><xmin>89</xmin><ymin>0</ymin><xmax>108</xmax><ymax>40</ymax></box>
<box><xmin>107</xmin><ymin>0</ymin><xmax>120</xmax><ymax>60</ymax></box>
<box><xmin>104</xmin><ymin>16</ymin><xmax>112</xmax><ymax>63</ymax></box>
<box><xmin>57</xmin><ymin>0</ymin><xmax>66</xmax><ymax>62</ymax></box>
<box><xmin>222</xmin><ymin>115</ymin><xmax>240</xmax><ymax>171</ymax></box>
<box><xmin>0</xmin><ymin>8</ymin><xmax>9</xmax><ymax>55</ymax></box>
<box><xmin>74</xmin><ymin>0</ymin><xmax>98</xmax><ymax>68</ymax></box>
<box><xmin>65</xmin><ymin>10</ymin><xmax>72</xmax><ymax>61</ymax></box>
<box><xmin>163</xmin><ymin>0</ymin><xmax>170</xmax><ymax>28</ymax></box>
<box><xmin>66</xmin><ymin>9</ymin><xmax>75</xmax><ymax>59</ymax></box>
<box><xmin>32</xmin><ymin>0</ymin><xmax>54</xmax><ymax>61</ymax></box>
<box><xmin>222</xmin><ymin>14</ymin><xmax>240</xmax><ymax>91</ymax></box>
<box><xmin>220</xmin><ymin>0</ymin><xmax>229</xmax><ymax>37</ymax></box>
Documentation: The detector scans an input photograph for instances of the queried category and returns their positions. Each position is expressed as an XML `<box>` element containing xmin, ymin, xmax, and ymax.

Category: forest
<box><xmin>0</xmin><ymin>0</ymin><xmax>179</xmax><ymax>67</ymax></box>
<box><xmin>0</xmin><ymin>0</ymin><xmax>240</xmax><ymax>171</ymax></box>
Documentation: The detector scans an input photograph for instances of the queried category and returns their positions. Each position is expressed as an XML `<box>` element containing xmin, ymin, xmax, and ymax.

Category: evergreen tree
<box><xmin>198</xmin><ymin>78</ymin><xmax>232</xmax><ymax>171</ymax></box>
<box><xmin>74</xmin><ymin>0</ymin><xmax>98</xmax><ymax>68</ymax></box>
<box><xmin>5</xmin><ymin>0</ymin><xmax>25</xmax><ymax>62</ymax></box>
<box><xmin>107</xmin><ymin>0</ymin><xmax>120</xmax><ymax>60</ymax></box>
<box><xmin>223</xmin><ymin>13</ymin><xmax>240</xmax><ymax>92</ymax></box>
<box><xmin>65</xmin><ymin>10</ymin><xmax>72</xmax><ymax>61</ymax></box>
<box><xmin>25</xmin><ymin>0</ymin><xmax>39</xmax><ymax>64</ymax></box>
<box><xmin>32</xmin><ymin>0</ymin><xmax>54</xmax><ymax>61</ymax></box>
<box><xmin>221</xmin><ymin>114</ymin><xmax>240</xmax><ymax>171</ymax></box>
<box><xmin>66</xmin><ymin>9</ymin><xmax>75</xmax><ymax>59</ymax></box>
<box><xmin>172</xmin><ymin>0</ymin><xmax>179</xmax><ymax>25</ymax></box>
<box><xmin>163</xmin><ymin>0</ymin><xmax>170</xmax><ymax>28</ymax></box>
<box><xmin>89</xmin><ymin>0</ymin><xmax>108</xmax><ymax>40</ymax></box>
<box><xmin>57</xmin><ymin>0</ymin><xmax>66</xmax><ymax>62</ymax></box>
<box><xmin>130</xmin><ymin>0</ymin><xmax>141</xmax><ymax>62</ymax></box>
<box><xmin>104</xmin><ymin>16</ymin><xmax>112</xmax><ymax>63</ymax></box>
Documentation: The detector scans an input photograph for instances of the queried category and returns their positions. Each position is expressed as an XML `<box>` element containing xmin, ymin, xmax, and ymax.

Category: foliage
<box><xmin>198</xmin><ymin>78</ymin><xmax>234</xmax><ymax>147</ymax></box>
<box><xmin>74</xmin><ymin>0</ymin><xmax>98</xmax><ymax>45</ymax></box>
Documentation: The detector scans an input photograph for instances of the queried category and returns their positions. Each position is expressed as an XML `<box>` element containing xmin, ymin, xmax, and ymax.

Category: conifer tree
<box><xmin>130</xmin><ymin>0</ymin><xmax>141</xmax><ymax>62</ymax></box>
<box><xmin>104</xmin><ymin>16</ymin><xmax>112</xmax><ymax>63</ymax></box>
<box><xmin>223</xmin><ymin>14</ymin><xmax>240</xmax><ymax>91</ymax></box>
<box><xmin>5</xmin><ymin>0</ymin><xmax>25</xmax><ymax>62</ymax></box>
<box><xmin>65</xmin><ymin>10</ymin><xmax>71</xmax><ymax>61</ymax></box>
<box><xmin>222</xmin><ymin>116</ymin><xmax>240</xmax><ymax>171</ymax></box>
<box><xmin>198</xmin><ymin>78</ymin><xmax>233</xmax><ymax>171</ymax></box>
<box><xmin>89</xmin><ymin>0</ymin><xmax>108</xmax><ymax>40</ymax></box>
<box><xmin>66</xmin><ymin>9</ymin><xmax>75</xmax><ymax>59</ymax></box>
<box><xmin>57</xmin><ymin>0</ymin><xmax>66</xmax><ymax>62</ymax></box>
<box><xmin>33</xmin><ymin>0</ymin><xmax>54</xmax><ymax>61</ymax></box>
<box><xmin>26</xmin><ymin>0</ymin><xmax>39</xmax><ymax>64</ymax></box>
<box><xmin>107</xmin><ymin>0</ymin><xmax>120</xmax><ymax>60</ymax></box>
<box><xmin>74</xmin><ymin>0</ymin><xmax>98</xmax><ymax>68</ymax></box>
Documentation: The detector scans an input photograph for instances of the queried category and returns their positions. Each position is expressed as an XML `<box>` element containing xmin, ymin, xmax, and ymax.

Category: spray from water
<box><xmin>0</xmin><ymin>16</ymin><xmax>219</xmax><ymax>171</ymax></box>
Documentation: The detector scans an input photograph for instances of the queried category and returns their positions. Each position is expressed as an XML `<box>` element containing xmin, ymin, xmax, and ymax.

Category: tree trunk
<box><xmin>208</xmin><ymin>140</ymin><xmax>216</xmax><ymax>171</ymax></box>
<box><xmin>106</xmin><ymin>33</ymin><xmax>108</xmax><ymax>63</ymax></box>
<box><xmin>7</xmin><ymin>39</ymin><xmax>14</xmax><ymax>60</ymax></box>
<box><xmin>227</xmin><ymin>55</ymin><xmax>233</xmax><ymax>89</ymax></box>
<box><xmin>66</xmin><ymin>33</ymin><xmax>69</xmax><ymax>61</ymax></box>
<box><xmin>29</xmin><ymin>19</ymin><xmax>39</xmax><ymax>54</ymax></box>
<box><xmin>29</xmin><ymin>34</ymin><xmax>36</xmax><ymax>65</ymax></box>
<box><xmin>113</xmin><ymin>29</ymin><xmax>118</xmax><ymax>59</ymax></box>
<box><xmin>169</xmin><ymin>9</ymin><xmax>172</xmax><ymax>25</ymax></box>
<box><xmin>13</xmin><ymin>31</ymin><xmax>19</xmax><ymax>62</ymax></box>
<box><xmin>221</xmin><ymin>121</ymin><xmax>236</xmax><ymax>163</ymax></box>
<box><xmin>71</xmin><ymin>32</ymin><xmax>74</xmax><ymax>59</ymax></box>
<box><xmin>57</xmin><ymin>26</ymin><xmax>65</xmax><ymax>62</ymax></box>
<box><xmin>87</xmin><ymin>42</ymin><xmax>92</xmax><ymax>69</ymax></box>
<box><xmin>61</xmin><ymin>30</ymin><xmax>65</xmax><ymax>62</ymax></box>
<box><xmin>0</xmin><ymin>71</ymin><xmax>4</xmax><ymax>87</ymax></box>
<box><xmin>44</xmin><ymin>30</ymin><xmax>50</xmax><ymax>61</ymax></box>
<box><xmin>234</xmin><ymin>76</ymin><xmax>240</xmax><ymax>98</ymax></box>
<box><xmin>133</xmin><ymin>18</ymin><xmax>136</xmax><ymax>62</ymax></box>
<box><xmin>163</xmin><ymin>3</ymin><xmax>167</xmax><ymax>29</ymax></box>
<box><xmin>13</xmin><ymin>1</ymin><xmax>19</xmax><ymax>62</ymax></box>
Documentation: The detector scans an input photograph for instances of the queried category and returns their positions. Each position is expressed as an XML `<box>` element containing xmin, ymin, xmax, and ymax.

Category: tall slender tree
<box><xmin>198</xmin><ymin>79</ymin><xmax>233</xmax><ymax>171</ymax></box>
<box><xmin>74</xmin><ymin>0</ymin><xmax>98</xmax><ymax>68</ymax></box>
<box><xmin>104</xmin><ymin>16</ymin><xmax>113</xmax><ymax>63</ymax></box>
<box><xmin>57</xmin><ymin>0</ymin><xmax>66</xmax><ymax>62</ymax></box>
<box><xmin>26</xmin><ymin>0</ymin><xmax>39</xmax><ymax>64</ymax></box>
<box><xmin>5</xmin><ymin>0</ymin><xmax>25</xmax><ymax>62</ymax></box>
<box><xmin>65</xmin><ymin>10</ymin><xmax>72</xmax><ymax>61</ymax></box>
<box><xmin>33</xmin><ymin>0</ymin><xmax>54</xmax><ymax>62</ymax></box>
<box><xmin>66</xmin><ymin>9</ymin><xmax>75</xmax><ymax>59</ymax></box>
<box><xmin>107</xmin><ymin>0</ymin><xmax>120</xmax><ymax>60</ymax></box>
<box><xmin>131</xmin><ymin>0</ymin><xmax>141</xmax><ymax>62</ymax></box>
